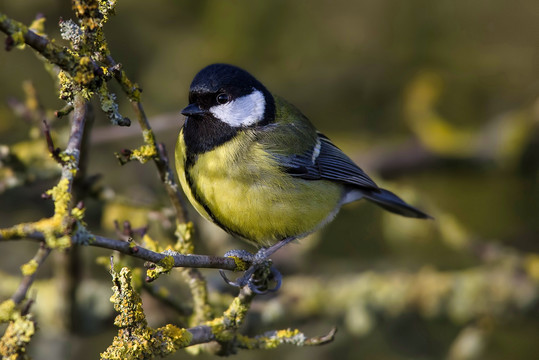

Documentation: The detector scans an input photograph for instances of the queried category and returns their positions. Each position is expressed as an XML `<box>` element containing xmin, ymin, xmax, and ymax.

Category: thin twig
<box><xmin>0</xmin><ymin>13</ymin><xmax>76</xmax><ymax>73</ymax></box>
<box><xmin>91</xmin><ymin>234</ymin><xmax>238</xmax><ymax>270</ymax></box>
<box><xmin>43</xmin><ymin>119</ymin><xmax>65</xmax><ymax>165</ymax></box>
<box><xmin>11</xmin><ymin>243</ymin><xmax>51</xmax><ymax>305</ymax></box>
<box><xmin>103</xmin><ymin>55</ymin><xmax>189</xmax><ymax>224</ymax></box>
<box><xmin>133</xmin><ymin>101</ymin><xmax>190</xmax><ymax>224</ymax></box>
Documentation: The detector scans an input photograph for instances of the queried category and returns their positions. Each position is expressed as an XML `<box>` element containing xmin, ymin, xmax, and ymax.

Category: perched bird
<box><xmin>176</xmin><ymin>64</ymin><xmax>430</xmax><ymax>292</ymax></box>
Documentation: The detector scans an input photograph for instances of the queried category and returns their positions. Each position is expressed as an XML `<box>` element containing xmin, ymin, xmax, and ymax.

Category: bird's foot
<box><xmin>219</xmin><ymin>249</ymin><xmax>282</xmax><ymax>294</ymax></box>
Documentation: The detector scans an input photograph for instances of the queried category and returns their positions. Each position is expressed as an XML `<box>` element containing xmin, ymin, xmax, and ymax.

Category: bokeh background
<box><xmin>1</xmin><ymin>0</ymin><xmax>538</xmax><ymax>359</ymax></box>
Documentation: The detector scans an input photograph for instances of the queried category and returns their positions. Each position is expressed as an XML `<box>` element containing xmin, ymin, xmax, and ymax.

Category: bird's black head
<box><xmin>181</xmin><ymin>64</ymin><xmax>275</xmax><ymax>156</ymax></box>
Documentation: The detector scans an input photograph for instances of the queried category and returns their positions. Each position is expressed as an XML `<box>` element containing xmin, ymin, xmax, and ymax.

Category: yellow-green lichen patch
<box><xmin>205</xmin><ymin>292</ymin><xmax>253</xmax><ymax>342</ymax></box>
<box><xmin>0</xmin><ymin>198</ymin><xmax>73</xmax><ymax>249</ymax></box>
<box><xmin>10</xmin><ymin>31</ymin><xmax>26</xmax><ymax>50</ymax></box>
<box><xmin>101</xmin><ymin>266</ymin><xmax>192</xmax><ymax>359</ymax></box>
<box><xmin>71</xmin><ymin>206</ymin><xmax>85</xmax><ymax>222</ymax></box>
<box><xmin>118</xmin><ymin>70</ymin><xmax>141</xmax><ymax>102</ymax></box>
<box><xmin>228</xmin><ymin>256</ymin><xmax>249</xmax><ymax>272</ymax></box>
<box><xmin>20</xmin><ymin>259</ymin><xmax>38</xmax><ymax>276</ymax></box>
<box><xmin>46</xmin><ymin>178</ymin><xmax>71</xmax><ymax>219</ymax></box>
<box><xmin>128</xmin><ymin>130</ymin><xmax>158</xmax><ymax>164</ymax></box>
<box><xmin>525</xmin><ymin>254</ymin><xmax>539</xmax><ymax>282</ymax></box>
<box><xmin>236</xmin><ymin>328</ymin><xmax>306</xmax><ymax>350</ymax></box>
<box><xmin>109</xmin><ymin>267</ymin><xmax>146</xmax><ymax>328</ymax></box>
<box><xmin>29</xmin><ymin>16</ymin><xmax>46</xmax><ymax>36</ymax></box>
<box><xmin>145</xmin><ymin>255</ymin><xmax>175</xmax><ymax>282</ymax></box>
<box><xmin>174</xmin><ymin>221</ymin><xmax>195</xmax><ymax>254</ymax></box>
<box><xmin>141</xmin><ymin>234</ymin><xmax>161</xmax><ymax>253</ymax></box>
<box><xmin>0</xmin><ymin>300</ymin><xmax>16</xmax><ymax>323</ymax></box>
<box><xmin>58</xmin><ymin>70</ymin><xmax>75</xmax><ymax>101</ymax></box>
<box><xmin>0</xmin><ymin>312</ymin><xmax>36</xmax><ymax>360</ymax></box>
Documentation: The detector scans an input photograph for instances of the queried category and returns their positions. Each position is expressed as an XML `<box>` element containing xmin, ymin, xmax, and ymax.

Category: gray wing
<box><xmin>281</xmin><ymin>132</ymin><xmax>380</xmax><ymax>191</ymax></box>
<box><xmin>279</xmin><ymin>133</ymin><xmax>431</xmax><ymax>218</ymax></box>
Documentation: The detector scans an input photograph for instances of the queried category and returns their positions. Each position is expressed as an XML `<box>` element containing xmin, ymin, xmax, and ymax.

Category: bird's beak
<box><xmin>181</xmin><ymin>103</ymin><xmax>205</xmax><ymax>117</ymax></box>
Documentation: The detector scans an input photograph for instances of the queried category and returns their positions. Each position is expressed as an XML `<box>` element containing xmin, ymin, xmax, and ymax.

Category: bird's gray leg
<box><xmin>219</xmin><ymin>237</ymin><xmax>296</xmax><ymax>294</ymax></box>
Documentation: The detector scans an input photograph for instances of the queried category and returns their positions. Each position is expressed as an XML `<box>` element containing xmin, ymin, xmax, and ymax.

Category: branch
<box><xmin>0</xmin><ymin>13</ymin><xmax>76</xmax><ymax>73</ymax></box>
<box><xmin>11</xmin><ymin>243</ymin><xmax>51</xmax><ymax>305</ymax></box>
<box><xmin>90</xmin><ymin>234</ymin><xmax>238</xmax><ymax>271</ymax></box>
<box><xmin>0</xmin><ymin>231</ymin><xmax>239</xmax><ymax>272</ymax></box>
<box><xmin>104</xmin><ymin>55</ymin><xmax>189</xmax><ymax>226</ymax></box>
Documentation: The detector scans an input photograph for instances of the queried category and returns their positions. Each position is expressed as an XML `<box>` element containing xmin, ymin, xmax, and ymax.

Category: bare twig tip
<box><xmin>304</xmin><ymin>327</ymin><xmax>338</xmax><ymax>346</ymax></box>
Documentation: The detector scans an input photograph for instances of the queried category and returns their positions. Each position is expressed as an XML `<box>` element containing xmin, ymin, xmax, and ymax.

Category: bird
<box><xmin>175</xmin><ymin>63</ymin><xmax>430</xmax><ymax>292</ymax></box>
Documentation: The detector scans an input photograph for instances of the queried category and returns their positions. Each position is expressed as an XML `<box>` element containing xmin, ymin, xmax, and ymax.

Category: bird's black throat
<box><xmin>182</xmin><ymin>115</ymin><xmax>238</xmax><ymax>167</ymax></box>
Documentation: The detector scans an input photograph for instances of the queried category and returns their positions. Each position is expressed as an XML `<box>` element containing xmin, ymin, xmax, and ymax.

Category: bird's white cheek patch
<box><xmin>210</xmin><ymin>89</ymin><xmax>266</xmax><ymax>127</ymax></box>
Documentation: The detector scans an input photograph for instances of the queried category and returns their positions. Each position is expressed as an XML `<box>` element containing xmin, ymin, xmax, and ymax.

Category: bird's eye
<box><xmin>216</xmin><ymin>93</ymin><xmax>229</xmax><ymax>104</ymax></box>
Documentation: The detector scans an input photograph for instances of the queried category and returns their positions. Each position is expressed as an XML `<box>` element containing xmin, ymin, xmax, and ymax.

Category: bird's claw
<box><xmin>220</xmin><ymin>249</ymin><xmax>282</xmax><ymax>294</ymax></box>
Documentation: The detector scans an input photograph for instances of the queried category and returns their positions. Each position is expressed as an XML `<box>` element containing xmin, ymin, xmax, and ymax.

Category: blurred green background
<box><xmin>1</xmin><ymin>0</ymin><xmax>538</xmax><ymax>359</ymax></box>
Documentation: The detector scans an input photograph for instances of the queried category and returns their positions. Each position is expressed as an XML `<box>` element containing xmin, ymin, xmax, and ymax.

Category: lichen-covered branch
<box><xmin>0</xmin><ymin>12</ymin><xmax>76</xmax><ymax>73</ymax></box>
<box><xmin>109</xmin><ymin>71</ymin><xmax>190</xmax><ymax>227</ymax></box>
<box><xmin>0</xmin><ymin>300</ymin><xmax>36</xmax><ymax>360</ymax></box>
<box><xmin>100</xmin><ymin>267</ymin><xmax>193</xmax><ymax>360</ymax></box>
<box><xmin>262</xmin><ymin>257</ymin><xmax>539</xmax><ymax>336</ymax></box>
<box><xmin>0</xmin><ymin>95</ymin><xmax>88</xmax><ymax>251</ymax></box>
<box><xmin>0</xmin><ymin>2</ymin><xmax>342</xmax><ymax>358</ymax></box>
<box><xmin>0</xmin><ymin>243</ymin><xmax>49</xmax><ymax>359</ymax></box>
<box><xmin>11</xmin><ymin>244</ymin><xmax>52</xmax><ymax>305</ymax></box>
<box><xmin>0</xmin><ymin>230</ymin><xmax>240</xmax><ymax>272</ymax></box>
<box><xmin>102</xmin><ymin>267</ymin><xmax>336</xmax><ymax>358</ymax></box>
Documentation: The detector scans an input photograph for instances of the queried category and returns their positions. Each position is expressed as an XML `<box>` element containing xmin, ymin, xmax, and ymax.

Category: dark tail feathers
<box><xmin>363</xmin><ymin>189</ymin><xmax>432</xmax><ymax>219</ymax></box>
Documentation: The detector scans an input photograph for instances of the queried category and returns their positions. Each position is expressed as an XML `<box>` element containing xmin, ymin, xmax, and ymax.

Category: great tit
<box><xmin>176</xmin><ymin>64</ymin><xmax>430</xmax><ymax>290</ymax></box>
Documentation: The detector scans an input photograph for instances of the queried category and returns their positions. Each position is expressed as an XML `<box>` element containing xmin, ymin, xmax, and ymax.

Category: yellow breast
<box><xmin>175</xmin><ymin>129</ymin><xmax>343</xmax><ymax>247</ymax></box>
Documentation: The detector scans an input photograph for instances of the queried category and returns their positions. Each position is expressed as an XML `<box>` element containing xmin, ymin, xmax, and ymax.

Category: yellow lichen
<box><xmin>228</xmin><ymin>256</ymin><xmax>250</xmax><ymax>272</ymax></box>
<box><xmin>205</xmin><ymin>293</ymin><xmax>253</xmax><ymax>342</ymax></box>
<box><xmin>102</xmin><ymin>266</ymin><xmax>192</xmax><ymax>359</ymax></box>
<box><xmin>71</xmin><ymin>206</ymin><xmax>85</xmax><ymax>222</ymax></box>
<box><xmin>0</xmin><ymin>300</ymin><xmax>16</xmax><ymax>323</ymax></box>
<box><xmin>118</xmin><ymin>71</ymin><xmax>141</xmax><ymax>102</ymax></box>
<box><xmin>20</xmin><ymin>259</ymin><xmax>38</xmax><ymax>276</ymax></box>
<box><xmin>58</xmin><ymin>70</ymin><xmax>74</xmax><ymax>101</ymax></box>
<box><xmin>0</xmin><ymin>177</ymin><xmax>82</xmax><ymax>248</ymax></box>
<box><xmin>142</xmin><ymin>234</ymin><xmax>161</xmax><ymax>252</ymax></box>
<box><xmin>146</xmin><ymin>255</ymin><xmax>175</xmax><ymax>281</ymax></box>
<box><xmin>0</xmin><ymin>311</ymin><xmax>36</xmax><ymax>360</ymax></box>
<box><xmin>174</xmin><ymin>221</ymin><xmax>195</xmax><ymax>254</ymax></box>
<box><xmin>46</xmin><ymin>178</ymin><xmax>71</xmax><ymax>218</ymax></box>
<box><xmin>73</xmin><ymin>56</ymin><xmax>95</xmax><ymax>87</ymax></box>
<box><xmin>10</xmin><ymin>31</ymin><xmax>26</xmax><ymax>50</ymax></box>
<box><xmin>525</xmin><ymin>254</ymin><xmax>539</xmax><ymax>282</ymax></box>
<box><xmin>128</xmin><ymin>131</ymin><xmax>157</xmax><ymax>164</ymax></box>
<box><xmin>0</xmin><ymin>178</ymin><xmax>74</xmax><ymax>249</ymax></box>
<box><xmin>29</xmin><ymin>16</ymin><xmax>46</xmax><ymax>36</ymax></box>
